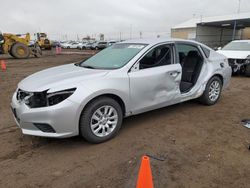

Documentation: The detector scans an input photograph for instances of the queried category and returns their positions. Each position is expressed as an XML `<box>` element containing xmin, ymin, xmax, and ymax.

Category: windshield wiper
<box><xmin>75</xmin><ymin>62</ymin><xmax>96</xmax><ymax>69</ymax></box>
<box><xmin>81</xmin><ymin>65</ymin><xmax>96</xmax><ymax>69</ymax></box>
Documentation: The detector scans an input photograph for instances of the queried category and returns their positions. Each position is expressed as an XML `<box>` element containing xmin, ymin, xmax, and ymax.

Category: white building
<box><xmin>171</xmin><ymin>12</ymin><xmax>250</xmax><ymax>48</ymax></box>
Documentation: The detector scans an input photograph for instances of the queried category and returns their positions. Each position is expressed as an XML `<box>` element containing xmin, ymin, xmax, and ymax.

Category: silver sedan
<box><xmin>11</xmin><ymin>38</ymin><xmax>232</xmax><ymax>143</ymax></box>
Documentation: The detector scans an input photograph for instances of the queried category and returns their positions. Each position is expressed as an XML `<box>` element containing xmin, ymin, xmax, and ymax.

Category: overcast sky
<box><xmin>1</xmin><ymin>0</ymin><xmax>250</xmax><ymax>40</ymax></box>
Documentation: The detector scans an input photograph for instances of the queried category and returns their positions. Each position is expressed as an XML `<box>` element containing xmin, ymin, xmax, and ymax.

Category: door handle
<box><xmin>169</xmin><ymin>71</ymin><xmax>181</xmax><ymax>77</ymax></box>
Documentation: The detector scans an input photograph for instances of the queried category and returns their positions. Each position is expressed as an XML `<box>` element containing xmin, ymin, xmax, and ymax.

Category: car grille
<box><xmin>228</xmin><ymin>59</ymin><xmax>245</xmax><ymax>66</ymax></box>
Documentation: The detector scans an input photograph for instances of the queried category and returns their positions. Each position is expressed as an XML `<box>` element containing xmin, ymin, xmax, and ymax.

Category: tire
<box><xmin>80</xmin><ymin>97</ymin><xmax>123</xmax><ymax>143</ymax></box>
<box><xmin>245</xmin><ymin>64</ymin><xmax>250</xmax><ymax>77</ymax></box>
<box><xmin>199</xmin><ymin>76</ymin><xmax>222</xmax><ymax>105</ymax></box>
<box><xmin>95</xmin><ymin>47</ymin><xmax>98</xmax><ymax>50</ymax></box>
<box><xmin>11</xmin><ymin>43</ymin><xmax>30</xmax><ymax>59</ymax></box>
<box><xmin>34</xmin><ymin>46</ymin><xmax>42</xmax><ymax>58</ymax></box>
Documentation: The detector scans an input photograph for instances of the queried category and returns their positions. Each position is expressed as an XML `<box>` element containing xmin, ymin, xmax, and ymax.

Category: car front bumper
<box><xmin>10</xmin><ymin>91</ymin><xmax>80</xmax><ymax>138</ymax></box>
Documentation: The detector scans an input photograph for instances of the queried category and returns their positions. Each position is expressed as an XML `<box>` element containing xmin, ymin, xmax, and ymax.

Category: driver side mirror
<box><xmin>130</xmin><ymin>62</ymin><xmax>140</xmax><ymax>72</ymax></box>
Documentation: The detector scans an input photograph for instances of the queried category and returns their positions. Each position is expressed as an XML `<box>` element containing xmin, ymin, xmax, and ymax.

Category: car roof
<box><xmin>120</xmin><ymin>38</ymin><xmax>203</xmax><ymax>46</ymax></box>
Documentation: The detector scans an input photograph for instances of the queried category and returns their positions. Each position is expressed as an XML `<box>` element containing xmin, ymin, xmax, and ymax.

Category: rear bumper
<box><xmin>10</xmin><ymin>92</ymin><xmax>80</xmax><ymax>138</ymax></box>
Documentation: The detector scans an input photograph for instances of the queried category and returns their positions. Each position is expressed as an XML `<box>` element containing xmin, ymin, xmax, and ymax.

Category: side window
<box><xmin>176</xmin><ymin>44</ymin><xmax>203</xmax><ymax>66</ymax></box>
<box><xmin>201</xmin><ymin>45</ymin><xmax>210</xmax><ymax>58</ymax></box>
<box><xmin>139</xmin><ymin>44</ymin><xmax>173</xmax><ymax>70</ymax></box>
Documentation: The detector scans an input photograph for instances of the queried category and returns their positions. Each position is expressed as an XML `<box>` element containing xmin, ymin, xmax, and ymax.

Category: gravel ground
<box><xmin>0</xmin><ymin>49</ymin><xmax>250</xmax><ymax>188</ymax></box>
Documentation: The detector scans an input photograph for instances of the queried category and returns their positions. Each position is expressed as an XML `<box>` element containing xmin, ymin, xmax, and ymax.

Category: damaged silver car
<box><xmin>11</xmin><ymin>38</ymin><xmax>231</xmax><ymax>143</ymax></box>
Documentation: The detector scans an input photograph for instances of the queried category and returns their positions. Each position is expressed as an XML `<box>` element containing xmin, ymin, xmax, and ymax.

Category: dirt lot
<box><xmin>0</xmin><ymin>49</ymin><xmax>250</xmax><ymax>188</ymax></box>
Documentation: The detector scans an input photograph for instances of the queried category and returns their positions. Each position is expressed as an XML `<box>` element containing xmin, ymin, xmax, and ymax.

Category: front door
<box><xmin>128</xmin><ymin>43</ymin><xmax>182</xmax><ymax>114</ymax></box>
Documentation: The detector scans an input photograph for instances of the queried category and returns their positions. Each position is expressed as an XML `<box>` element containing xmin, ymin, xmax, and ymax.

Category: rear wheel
<box><xmin>245</xmin><ymin>64</ymin><xmax>250</xmax><ymax>77</ymax></box>
<box><xmin>11</xmin><ymin>43</ymin><xmax>30</xmax><ymax>59</ymax></box>
<box><xmin>80</xmin><ymin>97</ymin><xmax>123</xmax><ymax>143</ymax></box>
<box><xmin>199</xmin><ymin>76</ymin><xmax>222</xmax><ymax>105</ymax></box>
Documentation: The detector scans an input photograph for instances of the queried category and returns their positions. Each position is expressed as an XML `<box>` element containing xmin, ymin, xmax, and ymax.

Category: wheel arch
<box><xmin>77</xmin><ymin>93</ymin><xmax>126</xmax><ymax>135</ymax></box>
<box><xmin>89</xmin><ymin>93</ymin><xmax>126</xmax><ymax>116</ymax></box>
<box><xmin>212</xmin><ymin>74</ymin><xmax>224</xmax><ymax>86</ymax></box>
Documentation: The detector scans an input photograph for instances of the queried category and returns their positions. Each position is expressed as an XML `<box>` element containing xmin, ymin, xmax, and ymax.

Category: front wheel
<box><xmin>199</xmin><ymin>76</ymin><xmax>222</xmax><ymax>105</ymax></box>
<box><xmin>11</xmin><ymin>43</ymin><xmax>30</xmax><ymax>59</ymax></box>
<box><xmin>80</xmin><ymin>97</ymin><xmax>123</xmax><ymax>143</ymax></box>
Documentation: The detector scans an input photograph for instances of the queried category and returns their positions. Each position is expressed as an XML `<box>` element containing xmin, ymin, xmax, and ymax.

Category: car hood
<box><xmin>217</xmin><ymin>50</ymin><xmax>250</xmax><ymax>59</ymax></box>
<box><xmin>18</xmin><ymin>63</ymin><xmax>109</xmax><ymax>92</ymax></box>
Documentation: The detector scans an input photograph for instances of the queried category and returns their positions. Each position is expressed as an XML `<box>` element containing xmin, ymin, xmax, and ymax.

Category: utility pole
<box><xmin>130</xmin><ymin>24</ymin><xmax>132</xmax><ymax>39</ymax></box>
<box><xmin>237</xmin><ymin>0</ymin><xmax>241</xmax><ymax>14</ymax></box>
<box><xmin>200</xmin><ymin>15</ymin><xmax>203</xmax><ymax>24</ymax></box>
<box><xmin>233</xmin><ymin>0</ymin><xmax>242</xmax><ymax>40</ymax></box>
<box><xmin>139</xmin><ymin>31</ymin><xmax>142</xmax><ymax>39</ymax></box>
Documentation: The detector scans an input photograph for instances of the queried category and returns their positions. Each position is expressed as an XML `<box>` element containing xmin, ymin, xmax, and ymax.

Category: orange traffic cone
<box><xmin>55</xmin><ymin>46</ymin><xmax>59</xmax><ymax>55</ymax></box>
<box><xmin>58</xmin><ymin>46</ymin><xmax>62</xmax><ymax>54</ymax></box>
<box><xmin>136</xmin><ymin>156</ymin><xmax>154</xmax><ymax>188</ymax></box>
<box><xmin>1</xmin><ymin>60</ymin><xmax>6</xmax><ymax>71</ymax></box>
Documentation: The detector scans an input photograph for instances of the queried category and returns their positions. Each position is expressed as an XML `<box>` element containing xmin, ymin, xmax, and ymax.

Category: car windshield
<box><xmin>79</xmin><ymin>43</ymin><xmax>147</xmax><ymax>69</ymax></box>
<box><xmin>222</xmin><ymin>41</ymin><xmax>250</xmax><ymax>51</ymax></box>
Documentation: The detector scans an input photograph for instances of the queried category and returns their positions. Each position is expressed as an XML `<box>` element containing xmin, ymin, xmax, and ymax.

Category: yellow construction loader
<box><xmin>0</xmin><ymin>32</ymin><xmax>42</xmax><ymax>59</ymax></box>
<box><xmin>35</xmin><ymin>33</ymin><xmax>52</xmax><ymax>50</ymax></box>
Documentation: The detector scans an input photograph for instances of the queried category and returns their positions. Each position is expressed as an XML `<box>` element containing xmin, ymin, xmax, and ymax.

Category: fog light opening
<box><xmin>33</xmin><ymin>123</ymin><xmax>56</xmax><ymax>133</ymax></box>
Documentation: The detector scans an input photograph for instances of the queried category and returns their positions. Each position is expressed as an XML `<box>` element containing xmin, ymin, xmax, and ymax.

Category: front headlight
<box><xmin>23</xmin><ymin>88</ymin><xmax>76</xmax><ymax>108</ymax></box>
<box><xmin>47</xmin><ymin>88</ymin><xmax>76</xmax><ymax>106</ymax></box>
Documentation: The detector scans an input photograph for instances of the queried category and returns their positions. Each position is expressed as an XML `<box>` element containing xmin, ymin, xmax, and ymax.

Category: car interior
<box><xmin>138</xmin><ymin>44</ymin><xmax>203</xmax><ymax>93</ymax></box>
<box><xmin>139</xmin><ymin>45</ymin><xmax>172</xmax><ymax>69</ymax></box>
<box><xmin>178</xmin><ymin>46</ymin><xmax>204</xmax><ymax>93</ymax></box>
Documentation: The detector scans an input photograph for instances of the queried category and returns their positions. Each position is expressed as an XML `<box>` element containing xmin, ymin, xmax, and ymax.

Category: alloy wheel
<box><xmin>90</xmin><ymin>105</ymin><xmax>118</xmax><ymax>137</ymax></box>
<box><xmin>208</xmin><ymin>80</ymin><xmax>221</xmax><ymax>102</ymax></box>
